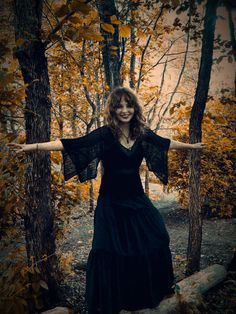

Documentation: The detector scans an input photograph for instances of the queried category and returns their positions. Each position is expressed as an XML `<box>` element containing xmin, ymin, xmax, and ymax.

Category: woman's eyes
<box><xmin>116</xmin><ymin>104</ymin><xmax>133</xmax><ymax>108</ymax></box>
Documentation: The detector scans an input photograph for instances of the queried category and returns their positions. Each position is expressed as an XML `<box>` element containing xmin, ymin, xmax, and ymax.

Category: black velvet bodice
<box><xmin>60</xmin><ymin>125</ymin><xmax>171</xmax><ymax>190</ymax></box>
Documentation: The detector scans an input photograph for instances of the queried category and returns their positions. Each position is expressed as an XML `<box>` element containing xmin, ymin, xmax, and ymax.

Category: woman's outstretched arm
<box><xmin>7</xmin><ymin>139</ymin><xmax>64</xmax><ymax>154</ymax></box>
<box><xmin>169</xmin><ymin>139</ymin><xmax>206</xmax><ymax>150</ymax></box>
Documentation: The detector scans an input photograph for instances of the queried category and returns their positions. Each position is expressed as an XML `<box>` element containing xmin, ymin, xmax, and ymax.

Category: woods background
<box><xmin>0</xmin><ymin>0</ymin><xmax>235</xmax><ymax>313</ymax></box>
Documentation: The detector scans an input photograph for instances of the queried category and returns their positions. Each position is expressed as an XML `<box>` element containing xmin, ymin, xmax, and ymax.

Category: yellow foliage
<box><xmin>0</xmin><ymin>242</ymin><xmax>54</xmax><ymax>313</ymax></box>
<box><xmin>168</xmin><ymin>97</ymin><xmax>235</xmax><ymax>217</ymax></box>
<box><xmin>104</xmin><ymin>84</ymin><xmax>110</xmax><ymax>91</ymax></box>
<box><xmin>80</xmin><ymin>30</ymin><xmax>104</xmax><ymax>42</ymax></box>
<box><xmin>68</xmin><ymin>16</ymin><xmax>81</xmax><ymax>24</ymax></box>
<box><xmin>110</xmin><ymin>45</ymin><xmax>119</xmax><ymax>50</ymax></box>
<box><xmin>119</xmin><ymin>25</ymin><xmax>131</xmax><ymax>38</ymax></box>
<box><xmin>59</xmin><ymin>252</ymin><xmax>75</xmax><ymax>274</ymax></box>
<box><xmin>101</xmin><ymin>22</ymin><xmax>115</xmax><ymax>34</ymax></box>
<box><xmin>136</xmin><ymin>30</ymin><xmax>147</xmax><ymax>39</ymax></box>
<box><xmin>15</xmin><ymin>38</ymin><xmax>25</xmax><ymax>47</ymax></box>
<box><xmin>55</xmin><ymin>4</ymin><xmax>69</xmax><ymax>18</ymax></box>
<box><xmin>70</xmin><ymin>0</ymin><xmax>91</xmax><ymax>15</ymax></box>
<box><xmin>110</xmin><ymin>15</ymin><xmax>121</xmax><ymax>25</ymax></box>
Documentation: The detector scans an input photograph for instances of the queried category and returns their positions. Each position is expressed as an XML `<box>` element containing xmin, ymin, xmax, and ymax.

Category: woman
<box><xmin>8</xmin><ymin>87</ymin><xmax>205</xmax><ymax>313</ymax></box>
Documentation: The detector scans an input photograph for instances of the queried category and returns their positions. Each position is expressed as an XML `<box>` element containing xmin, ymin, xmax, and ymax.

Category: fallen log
<box><xmin>40</xmin><ymin>307</ymin><xmax>72</xmax><ymax>314</ymax></box>
<box><xmin>152</xmin><ymin>264</ymin><xmax>227</xmax><ymax>313</ymax></box>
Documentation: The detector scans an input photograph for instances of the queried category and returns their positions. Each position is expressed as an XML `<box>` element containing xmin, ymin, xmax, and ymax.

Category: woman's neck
<box><xmin>118</xmin><ymin>123</ymin><xmax>130</xmax><ymax>135</ymax></box>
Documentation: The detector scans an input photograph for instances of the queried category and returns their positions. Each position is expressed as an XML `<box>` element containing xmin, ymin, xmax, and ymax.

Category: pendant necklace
<box><xmin>122</xmin><ymin>131</ymin><xmax>130</xmax><ymax>144</ymax></box>
<box><xmin>119</xmin><ymin>128</ymin><xmax>132</xmax><ymax>149</ymax></box>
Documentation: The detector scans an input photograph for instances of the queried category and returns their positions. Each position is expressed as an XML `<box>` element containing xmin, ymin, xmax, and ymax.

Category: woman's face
<box><xmin>115</xmin><ymin>96</ymin><xmax>135</xmax><ymax>124</ymax></box>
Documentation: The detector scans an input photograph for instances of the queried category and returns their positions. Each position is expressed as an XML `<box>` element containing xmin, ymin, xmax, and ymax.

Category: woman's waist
<box><xmin>99</xmin><ymin>173</ymin><xmax>144</xmax><ymax>196</ymax></box>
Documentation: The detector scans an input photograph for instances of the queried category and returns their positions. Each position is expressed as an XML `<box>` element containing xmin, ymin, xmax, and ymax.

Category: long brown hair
<box><xmin>104</xmin><ymin>86</ymin><xmax>146</xmax><ymax>140</ymax></box>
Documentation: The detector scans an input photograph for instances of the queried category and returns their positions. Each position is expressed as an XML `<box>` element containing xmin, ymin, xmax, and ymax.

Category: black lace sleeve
<box><xmin>60</xmin><ymin>126</ymin><xmax>108</xmax><ymax>182</ymax></box>
<box><xmin>142</xmin><ymin>127</ymin><xmax>171</xmax><ymax>185</ymax></box>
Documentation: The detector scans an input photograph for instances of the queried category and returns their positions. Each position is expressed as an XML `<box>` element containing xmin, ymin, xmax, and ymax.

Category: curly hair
<box><xmin>104</xmin><ymin>86</ymin><xmax>146</xmax><ymax>140</ymax></box>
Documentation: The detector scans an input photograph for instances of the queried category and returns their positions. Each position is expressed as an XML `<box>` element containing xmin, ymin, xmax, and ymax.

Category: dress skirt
<box><xmin>85</xmin><ymin>193</ymin><xmax>175</xmax><ymax>314</ymax></box>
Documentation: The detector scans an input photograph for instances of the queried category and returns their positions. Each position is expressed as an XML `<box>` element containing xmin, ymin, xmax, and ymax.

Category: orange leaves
<box><xmin>63</xmin><ymin>27</ymin><xmax>104</xmax><ymax>43</ymax></box>
<box><xmin>100</xmin><ymin>19</ymin><xmax>131</xmax><ymax>38</ymax></box>
<box><xmin>119</xmin><ymin>25</ymin><xmax>131</xmax><ymax>38</ymax></box>
<box><xmin>110</xmin><ymin>15</ymin><xmax>121</xmax><ymax>25</ymax></box>
<box><xmin>56</xmin><ymin>95</ymin><xmax>67</xmax><ymax>102</ymax></box>
<box><xmin>68</xmin><ymin>15</ymin><xmax>81</xmax><ymax>24</ymax></box>
<box><xmin>101</xmin><ymin>22</ymin><xmax>115</xmax><ymax>34</ymax></box>
<box><xmin>59</xmin><ymin>252</ymin><xmax>75</xmax><ymax>274</ymax></box>
<box><xmin>0</xmin><ymin>244</ymin><xmax>51</xmax><ymax>314</ymax></box>
<box><xmin>51</xmin><ymin>151</ymin><xmax>62</xmax><ymax>165</ymax></box>
<box><xmin>214</xmin><ymin>117</ymin><xmax>227</xmax><ymax>124</ymax></box>
<box><xmin>70</xmin><ymin>0</ymin><xmax>91</xmax><ymax>15</ymax></box>
<box><xmin>55</xmin><ymin>1</ymin><xmax>92</xmax><ymax>18</ymax></box>
<box><xmin>160</xmin><ymin>0</ymin><xmax>181</xmax><ymax>6</ymax></box>
<box><xmin>168</xmin><ymin>97</ymin><xmax>235</xmax><ymax>217</ymax></box>
<box><xmin>136</xmin><ymin>30</ymin><xmax>146</xmax><ymax>39</ymax></box>
<box><xmin>219</xmin><ymin>137</ymin><xmax>233</xmax><ymax>150</ymax></box>
<box><xmin>110</xmin><ymin>45</ymin><xmax>118</xmax><ymax>50</ymax></box>
<box><xmin>104</xmin><ymin>84</ymin><xmax>110</xmax><ymax>91</ymax></box>
<box><xmin>55</xmin><ymin>4</ymin><xmax>70</xmax><ymax>18</ymax></box>
<box><xmin>15</xmin><ymin>38</ymin><xmax>25</xmax><ymax>47</ymax></box>
<box><xmin>80</xmin><ymin>30</ymin><xmax>104</xmax><ymax>42</ymax></box>
<box><xmin>169</xmin><ymin>106</ymin><xmax>175</xmax><ymax>116</ymax></box>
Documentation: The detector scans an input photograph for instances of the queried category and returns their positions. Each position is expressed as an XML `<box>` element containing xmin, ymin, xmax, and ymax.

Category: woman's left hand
<box><xmin>192</xmin><ymin>142</ymin><xmax>206</xmax><ymax>149</ymax></box>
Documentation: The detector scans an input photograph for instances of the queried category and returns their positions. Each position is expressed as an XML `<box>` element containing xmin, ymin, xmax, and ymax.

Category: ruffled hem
<box><xmin>85</xmin><ymin>248</ymin><xmax>175</xmax><ymax>314</ymax></box>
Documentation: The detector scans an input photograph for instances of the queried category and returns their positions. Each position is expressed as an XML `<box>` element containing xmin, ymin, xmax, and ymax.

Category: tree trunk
<box><xmin>13</xmin><ymin>0</ymin><xmax>61</xmax><ymax>308</ymax></box>
<box><xmin>226</xmin><ymin>3</ymin><xmax>236</xmax><ymax>95</ymax></box>
<box><xmin>88</xmin><ymin>180</ymin><xmax>94</xmax><ymax>213</ymax></box>
<box><xmin>129</xmin><ymin>3</ymin><xmax>136</xmax><ymax>89</ymax></box>
<box><xmin>96</xmin><ymin>0</ymin><xmax>121</xmax><ymax>90</ymax></box>
<box><xmin>144</xmin><ymin>168</ymin><xmax>149</xmax><ymax>197</ymax></box>
<box><xmin>186</xmin><ymin>0</ymin><xmax>218</xmax><ymax>275</ymax></box>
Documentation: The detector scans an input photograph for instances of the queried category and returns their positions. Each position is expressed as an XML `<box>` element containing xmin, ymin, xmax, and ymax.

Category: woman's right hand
<box><xmin>7</xmin><ymin>143</ymin><xmax>29</xmax><ymax>154</ymax></box>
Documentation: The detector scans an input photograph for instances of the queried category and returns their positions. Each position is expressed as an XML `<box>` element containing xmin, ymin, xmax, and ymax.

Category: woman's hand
<box><xmin>170</xmin><ymin>140</ymin><xmax>206</xmax><ymax>150</ymax></box>
<box><xmin>7</xmin><ymin>140</ymin><xmax>63</xmax><ymax>153</ymax></box>
<box><xmin>7</xmin><ymin>143</ymin><xmax>32</xmax><ymax>154</ymax></box>
<box><xmin>191</xmin><ymin>142</ymin><xmax>206</xmax><ymax>149</ymax></box>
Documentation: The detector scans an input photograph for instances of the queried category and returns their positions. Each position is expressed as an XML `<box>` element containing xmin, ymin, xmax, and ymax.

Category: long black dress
<box><xmin>60</xmin><ymin>125</ymin><xmax>175</xmax><ymax>314</ymax></box>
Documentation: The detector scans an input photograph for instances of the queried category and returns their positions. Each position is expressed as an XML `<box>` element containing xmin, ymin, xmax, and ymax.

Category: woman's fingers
<box><xmin>7</xmin><ymin>143</ymin><xmax>25</xmax><ymax>154</ymax></box>
<box><xmin>7</xmin><ymin>143</ymin><xmax>21</xmax><ymax>149</ymax></box>
<box><xmin>195</xmin><ymin>142</ymin><xmax>206</xmax><ymax>149</ymax></box>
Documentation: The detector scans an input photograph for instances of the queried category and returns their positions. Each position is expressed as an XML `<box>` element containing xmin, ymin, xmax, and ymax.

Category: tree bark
<box><xmin>96</xmin><ymin>0</ymin><xmax>121</xmax><ymax>90</ymax></box>
<box><xmin>226</xmin><ymin>2</ymin><xmax>236</xmax><ymax>95</ymax></box>
<box><xmin>13</xmin><ymin>0</ymin><xmax>61</xmax><ymax>308</ymax></box>
<box><xmin>88</xmin><ymin>181</ymin><xmax>95</xmax><ymax>213</ymax></box>
<box><xmin>186</xmin><ymin>0</ymin><xmax>218</xmax><ymax>275</ymax></box>
<box><xmin>144</xmin><ymin>168</ymin><xmax>150</xmax><ymax>197</ymax></box>
<box><xmin>129</xmin><ymin>3</ymin><xmax>136</xmax><ymax>89</ymax></box>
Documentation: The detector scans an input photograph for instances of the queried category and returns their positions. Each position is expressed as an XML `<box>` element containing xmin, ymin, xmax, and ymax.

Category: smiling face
<box><xmin>105</xmin><ymin>87</ymin><xmax>146</xmax><ymax>140</ymax></box>
<box><xmin>115</xmin><ymin>96</ymin><xmax>135</xmax><ymax>125</ymax></box>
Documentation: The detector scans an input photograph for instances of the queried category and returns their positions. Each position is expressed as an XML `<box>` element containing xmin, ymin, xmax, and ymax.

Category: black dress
<box><xmin>60</xmin><ymin>125</ymin><xmax>175</xmax><ymax>314</ymax></box>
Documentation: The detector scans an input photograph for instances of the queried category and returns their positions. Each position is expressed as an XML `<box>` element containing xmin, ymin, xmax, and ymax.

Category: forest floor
<box><xmin>59</xmin><ymin>202</ymin><xmax>236</xmax><ymax>314</ymax></box>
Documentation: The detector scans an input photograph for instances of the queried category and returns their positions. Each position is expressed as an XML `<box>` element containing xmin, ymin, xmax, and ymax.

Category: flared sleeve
<box><xmin>60</xmin><ymin>126</ymin><xmax>108</xmax><ymax>182</ymax></box>
<box><xmin>142</xmin><ymin>127</ymin><xmax>171</xmax><ymax>185</ymax></box>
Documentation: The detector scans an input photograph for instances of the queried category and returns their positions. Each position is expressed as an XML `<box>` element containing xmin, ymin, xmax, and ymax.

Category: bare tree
<box><xmin>186</xmin><ymin>0</ymin><xmax>219</xmax><ymax>275</ymax></box>
<box><xmin>225</xmin><ymin>0</ymin><xmax>236</xmax><ymax>95</ymax></box>
<box><xmin>96</xmin><ymin>0</ymin><xmax>121</xmax><ymax>90</ymax></box>
<box><xmin>13</xmin><ymin>0</ymin><xmax>61</xmax><ymax>308</ymax></box>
